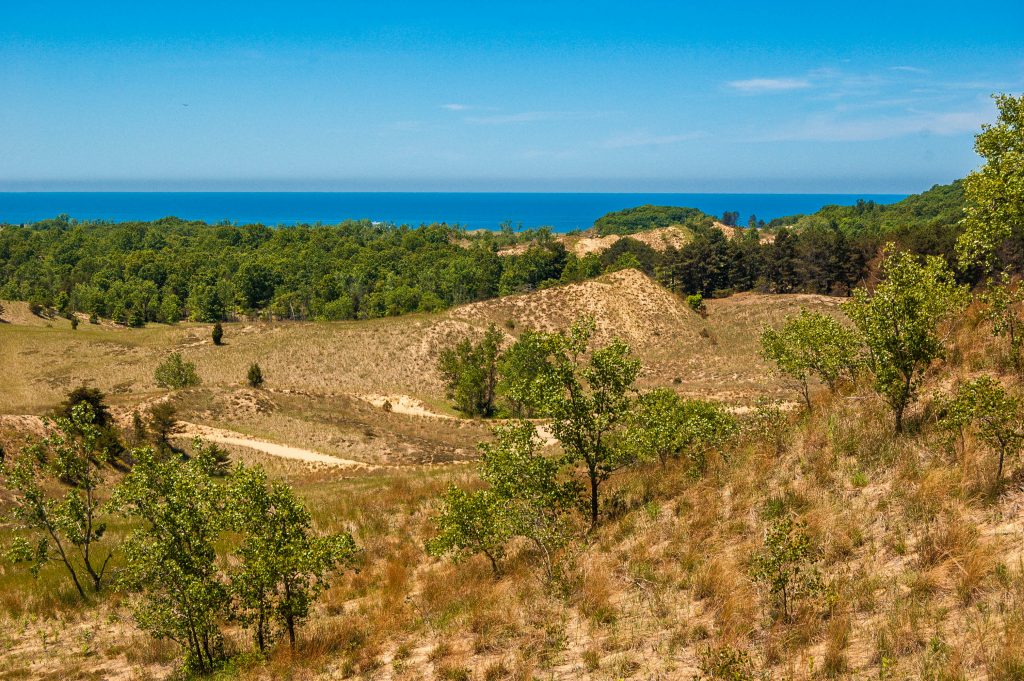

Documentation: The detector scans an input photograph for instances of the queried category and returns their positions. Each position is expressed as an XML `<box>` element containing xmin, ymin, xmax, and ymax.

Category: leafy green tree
<box><xmin>759</xmin><ymin>309</ymin><xmax>862</xmax><ymax>410</ymax></box>
<box><xmin>159</xmin><ymin>293</ymin><xmax>183</xmax><ymax>324</ymax></box>
<box><xmin>752</xmin><ymin>515</ymin><xmax>818</xmax><ymax>621</ymax></box>
<box><xmin>55</xmin><ymin>385</ymin><xmax>113</xmax><ymax>427</ymax></box>
<box><xmin>627</xmin><ymin>389</ymin><xmax>737</xmax><ymax>472</ymax></box>
<box><xmin>542</xmin><ymin>319</ymin><xmax>641</xmax><ymax>528</ymax></box>
<box><xmin>428</xmin><ymin>487</ymin><xmax>513</xmax><ymax>576</ymax></box>
<box><xmin>154</xmin><ymin>352</ymin><xmax>201</xmax><ymax>389</ymax></box>
<box><xmin>686</xmin><ymin>294</ymin><xmax>706</xmax><ymax>315</ymax></box>
<box><xmin>478</xmin><ymin>422</ymin><xmax>578</xmax><ymax>579</ymax></box>
<box><xmin>438</xmin><ymin>324</ymin><xmax>503</xmax><ymax>417</ymax></box>
<box><xmin>147</xmin><ymin>402</ymin><xmax>178</xmax><ymax>451</ymax></box>
<box><xmin>247</xmin><ymin>362</ymin><xmax>265</xmax><ymax>389</ymax></box>
<box><xmin>843</xmin><ymin>250</ymin><xmax>968</xmax><ymax>433</ymax></box>
<box><xmin>187</xmin><ymin>282</ymin><xmax>225</xmax><ymax>323</ymax></box>
<box><xmin>53</xmin><ymin>385</ymin><xmax>126</xmax><ymax>465</ymax></box>
<box><xmin>235</xmin><ymin>261</ymin><xmax>276</xmax><ymax>311</ymax></box>
<box><xmin>211</xmin><ymin>322</ymin><xmax>223</xmax><ymax>346</ymax></box>
<box><xmin>429</xmin><ymin>422</ymin><xmax>577</xmax><ymax>578</ymax></box>
<box><xmin>227</xmin><ymin>464</ymin><xmax>357</xmax><ymax>653</ymax></box>
<box><xmin>980</xmin><ymin>271</ymin><xmax>1024</xmax><ymax>372</ymax></box>
<box><xmin>498</xmin><ymin>329</ymin><xmax>559</xmax><ymax>417</ymax></box>
<box><xmin>940</xmin><ymin>375</ymin><xmax>1024</xmax><ymax>484</ymax></box>
<box><xmin>956</xmin><ymin>94</ymin><xmax>1024</xmax><ymax>271</ymax></box>
<box><xmin>1</xmin><ymin>404</ymin><xmax>115</xmax><ymax>598</ymax></box>
<box><xmin>113</xmin><ymin>443</ymin><xmax>228</xmax><ymax>674</ymax></box>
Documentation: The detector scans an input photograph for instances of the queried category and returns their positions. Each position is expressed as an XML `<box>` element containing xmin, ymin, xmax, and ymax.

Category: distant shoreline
<box><xmin>0</xmin><ymin>191</ymin><xmax>908</xmax><ymax>232</ymax></box>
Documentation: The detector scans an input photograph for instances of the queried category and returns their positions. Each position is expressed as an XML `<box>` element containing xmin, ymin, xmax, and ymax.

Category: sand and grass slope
<box><xmin>0</xmin><ymin>270</ymin><xmax>842</xmax><ymax>418</ymax></box>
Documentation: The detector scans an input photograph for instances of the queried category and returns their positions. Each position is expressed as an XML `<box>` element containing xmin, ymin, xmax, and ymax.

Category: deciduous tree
<box><xmin>760</xmin><ymin>309</ymin><xmax>861</xmax><ymax>410</ymax></box>
<box><xmin>227</xmin><ymin>464</ymin><xmax>357</xmax><ymax>653</ymax></box>
<box><xmin>438</xmin><ymin>324</ymin><xmax>503</xmax><ymax>417</ymax></box>
<box><xmin>114</xmin><ymin>443</ymin><xmax>228</xmax><ymax>674</ymax></box>
<box><xmin>843</xmin><ymin>250</ymin><xmax>967</xmax><ymax>432</ymax></box>
<box><xmin>956</xmin><ymin>94</ymin><xmax>1024</xmax><ymax>271</ymax></box>
<box><xmin>1</xmin><ymin>404</ymin><xmax>116</xmax><ymax>598</ymax></box>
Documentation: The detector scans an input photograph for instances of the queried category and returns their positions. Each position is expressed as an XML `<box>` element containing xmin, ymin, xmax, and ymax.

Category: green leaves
<box><xmin>438</xmin><ymin>324</ymin><xmax>503</xmax><ymax>417</ymax></box>
<box><xmin>428</xmin><ymin>487</ymin><xmax>513</xmax><ymax>575</ymax></box>
<box><xmin>843</xmin><ymin>249</ymin><xmax>968</xmax><ymax>432</ymax></box>
<box><xmin>153</xmin><ymin>352</ymin><xmax>201</xmax><ymax>389</ymax></box>
<box><xmin>939</xmin><ymin>375</ymin><xmax>1024</xmax><ymax>483</ymax></box>
<box><xmin>752</xmin><ymin>515</ymin><xmax>819</xmax><ymax>621</ymax></box>
<box><xmin>498</xmin><ymin>329</ymin><xmax>560</xmax><ymax>418</ymax></box>
<box><xmin>760</xmin><ymin>308</ymin><xmax>862</xmax><ymax>410</ymax></box>
<box><xmin>114</xmin><ymin>446</ymin><xmax>355</xmax><ymax>666</ymax></box>
<box><xmin>956</xmin><ymin>94</ymin><xmax>1024</xmax><ymax>271</ymax></box>
<box><xmin>0</xmin><ymin>402</ymin><xmax>116</xmax><ymax>598</ymax></box>
<box><xmin>430</xmin><ymin>421</ymin><xmax>578</xmax><ymax>578</ymax></box>
<box><xmin>626</xmin><ymin>389</ymin><xmax>737</xmax><ymax>473</ymax></box>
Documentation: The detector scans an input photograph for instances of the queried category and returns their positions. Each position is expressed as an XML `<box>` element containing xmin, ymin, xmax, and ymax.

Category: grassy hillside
<box><xmin>2</xmin><ymin>282</ymin><xmax>1024</xmax><ymax>679</ymax></box>
<box><xmin>0</xmin><ymin>270</ymin><xmax>840</xmax><ymax>418</ymax></box>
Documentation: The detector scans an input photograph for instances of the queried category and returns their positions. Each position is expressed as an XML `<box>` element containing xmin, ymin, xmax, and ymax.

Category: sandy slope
<box><xmin>174</xmin><ymin>421</ymin><xmax>376</xmax><ymax>468</ymax></box>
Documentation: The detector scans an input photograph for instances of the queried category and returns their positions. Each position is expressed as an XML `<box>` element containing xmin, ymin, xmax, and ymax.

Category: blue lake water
<box><xmin>0</xmin><ymin>192</ymin><xmax>907</xmax><ymax>232</ymax></box>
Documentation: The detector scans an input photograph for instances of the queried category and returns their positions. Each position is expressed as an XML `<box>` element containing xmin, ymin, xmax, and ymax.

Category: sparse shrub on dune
<box><xmin>154</xmin><ymin>352</ymin><xmax>201</xmax><ymax>389</ymax></box>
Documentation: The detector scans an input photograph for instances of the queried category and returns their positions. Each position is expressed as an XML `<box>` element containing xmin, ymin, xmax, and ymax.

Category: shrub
<box><xmin>686</xmin><ymin>294</ymin><xmax>706</xmax><ymax>315</ymax></box>
<box><xmin>438</xmin><ymin>324</ymin><xmax>503</xmax><ymax>417</ymax></box>
<box><xmin>696</xmin><ymin>644</ymin><xmax>755</xmax><ymax>680</ymax></box>
<box><xmin>154</xmin><ymin>353</ymin><xmax>200</xmax><ymax>389</ymax></box>
<box><xmin>247</xmin><ymin>362</ymin><xmax>264</xmax><ymax>389</ymax></box>
<box><xmin>752</xmin><ymin>515</ymin><xmax>819</xmax><ymax>621</ymax></box>
<box><xmin>940</xmin><ymin>375</ymin><xmax>1024</xmax><ymax>484</ymax></box>
<box><xmin>211</xmin><ymin>322</ymin><xmax>223</xmax><ymax>346</ymax></box>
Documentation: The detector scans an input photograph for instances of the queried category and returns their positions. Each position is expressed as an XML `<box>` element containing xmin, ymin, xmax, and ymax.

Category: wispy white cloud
<box><xmin>464</xmin><ymin>111</ymin><xmax>605</xmax><ymax>125</ymax></box>
<box><xmin>441</xmin><ymin>103</ymin><xmax>471</xmax><ymax>111</ymax></box>
<box><xmin>890</xmin><ymin>65</ymin><xmax>930</xmax><ymax>74</ymax></box>
<box><xmin>727</xmin><ymin>77</ymin><xmax>812</xmax><ymax>94</ymax></box>
<box><xmin>601</xmin><ymin>131</ymin><xmax>708</xmax><ymax>149</ymax></box>
<box><xmin>764</xmin><ymin>106</ymin><xmax>993</xmax><ymax>142</ymax></box>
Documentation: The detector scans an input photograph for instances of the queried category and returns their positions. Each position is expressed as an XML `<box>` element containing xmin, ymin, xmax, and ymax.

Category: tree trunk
<box><xmin>257</xmin><ymin>607</ymin><xmax>266</xmax><ymax>654</ymax></box>
<box><xmin>484</xmin><ymin>550</ymin><xmax>500</xmax><ymax>577</ymax></box>
<box><xmin>589</xmin><ymin>469</ymin><xmax>600</xmax><ymax>529</ymax></box>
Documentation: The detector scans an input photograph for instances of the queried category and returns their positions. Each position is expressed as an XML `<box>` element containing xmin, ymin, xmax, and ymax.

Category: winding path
<box><xmin>174</xmin><ymin>421</ymin><xmax>375</xmax><ymax>469</ymax></box>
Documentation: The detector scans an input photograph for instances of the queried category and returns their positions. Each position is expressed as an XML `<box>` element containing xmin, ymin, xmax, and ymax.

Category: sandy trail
<box><xmin>175</xmin><ymin>421</ymin><xmax>376</xmax><ymax>469</ymax></box>
<box><xmin>355</xmin><ymin>393</ymin><xmax>455</xmax><ymax>419</ymax></box>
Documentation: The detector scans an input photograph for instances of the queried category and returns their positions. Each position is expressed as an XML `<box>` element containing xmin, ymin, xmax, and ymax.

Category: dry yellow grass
<box><xmin>3</xmin><ymin>278</ymin><xmax>1023</xmax><ymax>680</ymax></box>
<box><xmin>1</xmin><ymin>270</ymin><xmax>839</xmax><ymax>420</ymax></box>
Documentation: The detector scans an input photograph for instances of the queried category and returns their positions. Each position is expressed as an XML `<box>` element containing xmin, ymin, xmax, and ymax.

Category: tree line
<box><xmin>3</xmin><ymin>167</ymin><xmax>1010</xmax><ymax>330</ymax></box>
<box><xmin>0</xmin><ymin>218</ymin><xmax>565</xmax><ymax>325</ymax></box>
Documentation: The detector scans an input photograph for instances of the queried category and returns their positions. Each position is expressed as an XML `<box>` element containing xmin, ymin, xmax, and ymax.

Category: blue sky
<box><xmin>1</xmin><ymin>1</ymin><xmax>1022</xmax><ymax>193</ymax></box>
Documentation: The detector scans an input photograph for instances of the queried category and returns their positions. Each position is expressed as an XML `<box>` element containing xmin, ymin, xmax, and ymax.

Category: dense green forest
<box><xmin>592</xmin><ymin>204</ymin><xmax>713</xmax><ymax>236</ymax></box>
<box><xmin>0</xmin><ymin>218</ymin><xmax>573</xmax><ymax>324</ymax></box>
<box><xmin>648</xmin><ymin>181</ymin><xmax>984</xmax><ymax>297</ymax></box>
<box><xmin>1</xmin><ymin>179</ymin><xmax>1014</xmax><ymax>325</ymax></box>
